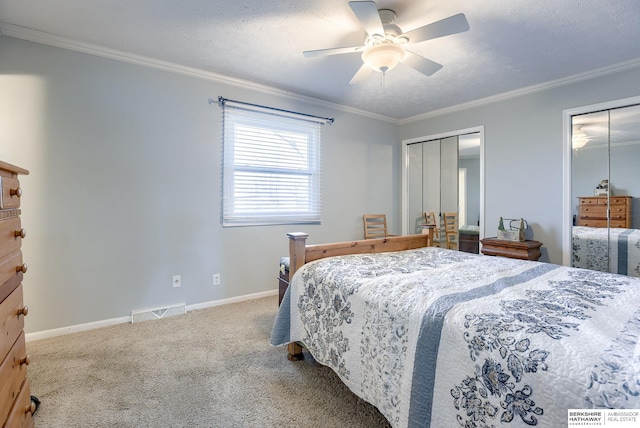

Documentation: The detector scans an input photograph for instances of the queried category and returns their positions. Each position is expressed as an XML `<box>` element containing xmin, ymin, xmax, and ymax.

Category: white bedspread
<box><xmin>572</xmin><ymin>226</ymin><xmax>640</xmax><ymax>277</ymax></box>
<box><xmin>271</xmin><ymin>247</ymin><xmax>640</xmax><ymax>427</ymax></box>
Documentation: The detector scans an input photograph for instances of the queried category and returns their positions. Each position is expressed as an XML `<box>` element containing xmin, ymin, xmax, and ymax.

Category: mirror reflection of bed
<box><xmin>569</xmin><ymin>101</ymin><xmax>640</xmax><ymax>277</ymax></box>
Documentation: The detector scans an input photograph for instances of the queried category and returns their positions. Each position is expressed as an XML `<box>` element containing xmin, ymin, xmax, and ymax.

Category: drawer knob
<box><xmin>10</xmin><ymin>187</ymin><xmax>22</xmax><ymax>198</ymax></box>
<box><xmin>16</xmin><ymin>263</ymin><xmax>28</xmax><ymax>274</ymax></box>
<box><xmin>15</xmin><ymin>229</ymin><xmax>26</xmax><ymax>239</ymax></box>
<box><xmin>17</xmin><ymin>306</ymin><xmax>29</xmax><ymax>317</ymax></box>
<box><xmin>20</xmin><ymin>355</ymin><xmax>30</xmax><ymax>366</ymax></box>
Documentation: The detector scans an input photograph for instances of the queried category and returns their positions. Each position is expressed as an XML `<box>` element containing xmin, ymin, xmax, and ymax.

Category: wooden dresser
<box><xmin>577</xmin><ymin>196</ymin><xmax>632</xmax><ymax>228</ymax></box>
<box><xmin>0</xmin><ymin>160</ymin><xmax>34</xmax><ymax>428</ymax></box>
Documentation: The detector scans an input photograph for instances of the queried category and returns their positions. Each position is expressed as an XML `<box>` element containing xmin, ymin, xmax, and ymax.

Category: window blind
<box><xmin>221</xmin><ymin>101</ymin><xmax>324</xmax><ymax>226</ymax></box>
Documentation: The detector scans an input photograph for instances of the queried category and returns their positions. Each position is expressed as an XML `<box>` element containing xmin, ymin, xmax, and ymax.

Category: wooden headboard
<box><xmin>287</xmin><ymin>230</ymin><xmax>434</xmax><ymax>279</ymax></box>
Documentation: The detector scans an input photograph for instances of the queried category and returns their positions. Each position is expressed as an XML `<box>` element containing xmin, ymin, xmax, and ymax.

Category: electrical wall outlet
<box><xmin>173</xmin><ymin>275</ymin><xmax>181</xmax><ymax>288</ymax></box>
<box><xmin>213</xmin><ymin>274</ymin><xmax>221</xmax><ymax>286</ymax></box>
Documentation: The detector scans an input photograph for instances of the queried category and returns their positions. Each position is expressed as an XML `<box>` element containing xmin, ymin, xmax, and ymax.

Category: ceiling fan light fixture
<box><xmin>303</xmin><ymin>2</ymin><xmax>470</xmax><ymax>83</ymax></box>
<box><xmin>572</xmin><ymin>127</ymin><xmax>589</xmax><ymax>149</ymax></box>
<box><xmin>572</xmin><ymin>134</ymin><xmax>589</xmax><ymax>149</ymax></box>
<box><xmin>361</xmin><ymin>42</ymin><xmax>405</xmax><ymax>73</ymax></box>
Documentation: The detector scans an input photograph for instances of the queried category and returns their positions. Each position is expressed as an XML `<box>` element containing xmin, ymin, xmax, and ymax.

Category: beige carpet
<box><xmin>27</xmin><ymin>295</ymin><xmax>391</xmax><ymax>428</ymax></box>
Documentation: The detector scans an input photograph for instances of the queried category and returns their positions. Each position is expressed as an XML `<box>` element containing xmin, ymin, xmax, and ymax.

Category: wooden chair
<box><xmin>423</xmin><ymin>211</ymin><xmax>440</xmax><ymax>246</ymax></box>
<box><xmin>363</xmin><ymin>214</ymin><xmax>392</xmax><ymax>239</ymax></box>
<box><xmin>443</xmin><ymin>212</ymin><xmax>459</xmax><ymax>250</ymax></box>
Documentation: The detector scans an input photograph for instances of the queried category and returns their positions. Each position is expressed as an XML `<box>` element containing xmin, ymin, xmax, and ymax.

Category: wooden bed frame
<box><xmin>284</xmin><ymin>229</ymin><xmax>434</xmax><ymax>360</ymax></box>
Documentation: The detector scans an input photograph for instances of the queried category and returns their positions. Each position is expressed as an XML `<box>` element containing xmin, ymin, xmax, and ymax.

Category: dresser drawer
<box><xmin>0</xmin><ymin>177</ymin><xmax>22</xmax><ymax>209</ymax></box>
<box><xmin>578</xmin><ymin>219</ymin><xmax>627</xmax><ymax>228</ymax></box>
<box><xmin>610</xmin><ymin>214</ymin><xmax>627</xmax><ymax>222</ymax></box>
<box><xmin>610</xmin><ymin>220</ymin><xmax>628</xmax><ymax>228</ymax></box>
<box><xmin>578</xmin><ymin>197</ymin><xmax>629</xmax><ymax>206</ymax></box>
<box><xmin>0</xmin><ymin>250</ymin><xmax>25</xmax><ymax>289</ymax></box>
<box><xmin>579</xmin><ymin>205</ymin><xmax>607</xmax><ymax>215</ymax></box>
<box><xmin>0</xmin><ymin>284</ymin><xmax>26</xmax><ymax>363</ymax></box>
<box><xmin>4</xmin><ymin>377</ymin><xmax>33</xmax><ymax>428</ymax></box>
<box><xmin>610</xmin><ymin>205</ymin><xmax>627</xmax><ymax>215</ymax></box>
<box><xmin>0</xmin><ymin>331</ymin><xmax>29</xmax><ymax>422</ymax></box>
<box><xmin>608</xmin><ymin>197</ymin><xmax>629</xmax><ymax>206</ymax></box>
<box><xmin>577</xmin><ymin>219</ymin><xmax>609</xmax><ymax>228</ymax></box>
<box><xmin>579</xmin><ymin>198</ymin><xmax>603</xmax><ymax>206</ymax></box>
<box><xmin>0</xmin><ymin>216</ymin><xmax>24</xmax><ymax>261</ymax></box>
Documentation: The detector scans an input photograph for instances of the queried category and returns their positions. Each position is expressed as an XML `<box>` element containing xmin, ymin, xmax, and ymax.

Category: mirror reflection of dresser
<box><xmin>576</xmin><ymin>196</ymin><xmax>632</xmax><ymax>228</ymax></box>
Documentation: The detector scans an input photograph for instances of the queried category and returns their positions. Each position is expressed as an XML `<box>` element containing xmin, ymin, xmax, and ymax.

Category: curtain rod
<box><xmin>212</xmin><ymin>96</ymin><xmax>334</xmax><ymax>124</ymax></box>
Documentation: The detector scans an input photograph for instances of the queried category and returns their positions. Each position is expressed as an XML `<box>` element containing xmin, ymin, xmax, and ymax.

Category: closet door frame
<box><xmin>401</xmin><ymin>126</ymin><xmax>485</xmax><ymax>237</ymax></box>
<box><xmin>562</xmin><ymin>95</ymin><xmax>640</xmax><ymax>267</ymax></box>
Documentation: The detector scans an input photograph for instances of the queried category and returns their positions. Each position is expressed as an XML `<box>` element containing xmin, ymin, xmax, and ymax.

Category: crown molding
<box><xmin>400</xmin><ymin>58</ymin><xmax>640</xmax><ymax>125</ymax></box>
<box><xmin>0</xmin><ymin>23</ymin><xmax>399</xmax><ymax>125</ymax></box>
<box><xmin>8</xmin><ymin>22</ymin><xmax>636</xmax><ymax>127</ymax></box>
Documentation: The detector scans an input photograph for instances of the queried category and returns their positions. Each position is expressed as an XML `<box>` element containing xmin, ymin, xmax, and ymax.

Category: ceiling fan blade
<box><xmin>349</xmin><ymin>64</ymin><xmax>373</xmax><ymax>84</ymax></box>
<box><xmin>402</xmin><ymin>51</ymin><xmax>443</xmax><ymax>76</ymax></box>
<box><xmin>303</xmin><ymin>46</ymin><xmax>365</xmax><ymax>58</ymax></box>
<box><xmin>402</xmin><ymin>13</ymin><xmax>470</xmax><ymax>44</ymax></box>
<box><xmin>349</xmin><ymin>1</ymin><xmax>384</xmax><ymax>37</ymax></box>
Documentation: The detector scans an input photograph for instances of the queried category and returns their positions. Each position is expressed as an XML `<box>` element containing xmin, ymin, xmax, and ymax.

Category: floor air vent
<box><xmin>131</xmin><ymin>303</ymin><xmax>186</xmax><ymax>323</ymax></box>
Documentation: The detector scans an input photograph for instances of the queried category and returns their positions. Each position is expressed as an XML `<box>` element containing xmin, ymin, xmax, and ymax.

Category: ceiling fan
<box><xmin>303</xmin><ymin>1</ymin><xmax>470</xmax><ymax>84</ymax></box>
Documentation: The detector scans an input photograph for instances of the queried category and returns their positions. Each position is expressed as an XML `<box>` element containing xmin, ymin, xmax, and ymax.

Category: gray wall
<box><xmin>0</xmin><ymin>37</ymin><xmax>400</xmax><ymax>333</ymax></box>
<box><xmin>400</xmin><ymin>67</ymin><xmax>640</xmax><ymax>263</ymax></box>
<box><xmin>4</xmin><ymin>34</ymin><xmax>640</xmax><ymax>334</ymax></box>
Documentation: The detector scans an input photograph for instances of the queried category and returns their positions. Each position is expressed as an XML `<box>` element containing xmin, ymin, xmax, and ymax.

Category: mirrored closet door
<box><xmin>406</xmin><ymin>137</ymin><xmax>458</xmax><ymax>246</ymax></box>
<box><xmin>570</xmin><ymin>102</ymin><xmax>640</xmax><ymax>277</ymax></box>
<box><xmin>405</xmin><ymin>133</ymin><xmax>483</xmax><ymax>249</ymax></box>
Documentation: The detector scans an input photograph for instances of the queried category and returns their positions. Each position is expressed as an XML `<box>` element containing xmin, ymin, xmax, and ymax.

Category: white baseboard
<box><xmin>186</xmin><ymin>289</ymin><xmax>277</xmax><ymax>311</ymax></box>
<box><xmin>25</xmin><ymin>316</ymin><xmax>131</xmax><ymax>342</ymax></box>
<box><xmin>26</xmin><ymin>289</ymin><xmax>278</xmax><ymax>342</ymax></box>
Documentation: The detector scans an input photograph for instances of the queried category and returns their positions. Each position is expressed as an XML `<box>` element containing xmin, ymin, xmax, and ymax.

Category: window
<box><xmin>221</xmin><ymin>100</ymin><xmax>326</xmax><ymax>226</ymax></box>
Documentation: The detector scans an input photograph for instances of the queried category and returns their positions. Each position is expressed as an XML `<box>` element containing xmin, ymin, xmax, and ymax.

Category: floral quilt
<box><xmin>572</xmin><ymin>226</ymin><xmax>640</xmax><ymax>277</ymax></box>
<box><xmin>270</xmin><ymin>247</ymin><xmax>640</xmax><ymax>427</ymax></box>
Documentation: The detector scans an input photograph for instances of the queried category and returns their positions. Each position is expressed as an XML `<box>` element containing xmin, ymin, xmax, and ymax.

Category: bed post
<box><xmin>287</xmin><ymin>232</ymin><xmax>308</xmax><ymax>278</ymax></box>
<box><xmin>286</xmin><ymin>232</ymin><xmax>308</xmax><ymax>360</ymax></box>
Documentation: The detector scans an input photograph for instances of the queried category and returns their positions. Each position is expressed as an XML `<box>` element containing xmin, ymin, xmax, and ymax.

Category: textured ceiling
<box><xmin>1</xmin><ymin>0</ymin><xmax>640</xmax><ymax>121</ymax></box>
